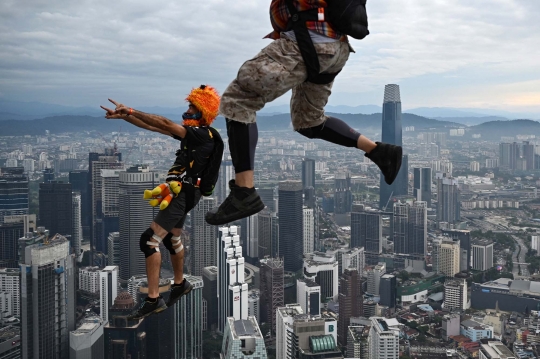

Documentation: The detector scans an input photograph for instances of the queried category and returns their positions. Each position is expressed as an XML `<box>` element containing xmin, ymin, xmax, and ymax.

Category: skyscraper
<box><xmin>338</xmin><ymin>269</ymin><xmax>363</xmax><ymax>348</ymax></box>
<box><xmin>203</xmin><ymin>266</ymin><xmax>219</xmax><ymax>331</ymax></box>
<box><xmin>432</xmin><ymin>239</ymin><xmax>461</xmax><ymax>277</ymax></box>
<box><xmin>216</xmin><ymin>159</ymin><xmax>234</xmax><ymax>204</ymax></box>
<box><xmin>260</xmin><ymin>257</ymin><xmax>284</xmax><ymax>335</ymax></box>
<box><xmin>393</xmin><ymin>201</ymin><xmax>427</xmax><ymax>256</ymax></box>
<box><xmin>118</xmin><ymin>166</ymin><xmax>157</xmax><ymax>280</ymax></box>
<box><xmin>334</xmin><ymin>172</ymin><xmax>352</xmax><ymax>214</ymax></box>
<box><xmin>69</xmin><ymin>316</ymin><xmax>104</xmax><ymax>359</ymax></box>
<box><xmin>39</xmin><ymin>181</ymin><xmax>73</xmax><ymax>239</ymax></box>
<box><xmin>20</xmin><ymin>234</ymin><xmax>76</xmax><ymax>359</ymax></box>
<box><xmin>367</xmin><ymin>262</ymin><xmax>386</xmax><ymax>295</ymax></box>
<box><xmin>303</xmin><ymin>207</ymin><xmax>314</xmax><ymax>254</ymax></box>
<box><xmin>258</xmin><ymin>187</ymin><xmax>277</xmax><ymax>213</ymax></box>
<box><xmin>190</xmin><ymin>196</ymin><xmax>218</xmax><ymax>276</ymax></box>
<box><xmin>379</xmin><ymin>84</ymin><xmax>408</xmax><ymax>209</ymax></box>
<box><xmin>379</xmin><ymin>274</ymin><xmax>397</xmax><ymax>308</ymax></box>
<box><xmin>303</xmin><ymin>252</ymin><xmax>339</xmax><ymax>301</ymax></box>
<box><xmin>436</xmin><ymin>173</ymin><xmax>460</xmax><ymax>224</ymax></box>
<box><xmin>221</xmin><ymin>317</ymin><xmax>268</xmax><ymax>359</ymax></box>
<box><xmin>471</xmin><ymin>239</ymin><xmax>494</xmax><ymax>271</ymax></box>
<box><xmin>278</xmin><ymin>181</ymin><xmax>304</xmax><ymax>272</ymax></box>
<box><xmin>413</xmin><ymin>167</ymin><xmax>432</xmax><ymax>207</ymax></box>
<box><xmin>302</xmin><ymin>158</ymin><xmax>316</xmax><ymax>189</ymax></box>
<box><xmin>0</xmin><ymin>167</ymin><xmax>28</xmax><ymax>225</ymax></box>
<box><xmin>297</xmin><ymin>277</ymin><xmax>321</xmax><ymax>317</ymax></box>
<box><xmin>257</xmin><ymin>209</ymin><xmax>277</xmax><ymax>258</ymax></box>
<box><xmin>351</xmin><ymin>204</ymin><xmax>382</xmax><ymax>265</ymax></box>
<box><xmin>99</xmin><ymin>265</ymin><xmax>118</xmax><ymax>325</ymax></box>
<box><xmin>217</xmin><ymin>226</ymin><xmax>248</xmax><ymax>333</ymax></box>
<box><xmin>175</xmin><ymin>274</ymin><xmax>204</xmax><ymax>359</ymax></box>
<box><xmin>72</xmin><ymin>193</ymin><xmax>83</xmax><ymax>257</ymax></box>
<box><xmin>69</xmin><ymin>170</ymin><xmax>91</xmax><ymax>239</ymax></box>
<box><xmin>443</xmin><ymin>229</ymin><xmax>471</xmax><ymax>271</ymax></box>
<box><xmin>369</xmin><ymin>317</ymin><xmax>400</xmax><ymax>359</ymax></box>
<box><xmin>0</xmin><ymin>268</ymin><xmax>20</xmax><ymax>317</ymax></box>
<box><xmin>100</xmin><ymin>168</ymin><xmax>122</xmax><ymax>254</ymax></box>
<box><xmin>0</xmin><ymin>214</ymin><xmax>36</xmax><ymax>268</ymax></box>
<box><xmin>241</xmin><ymin>214</ymin><xmax>259</xmax><ymax>264</ymax></box>
<box><xmin>444</xmin><ymin>279</ymin><xmax>467</xmax><ymax>311</ymax></box>
<box><xmin>107</xmin><ymin>232</ymin><xmax>120</xmax><ymax>267</ymax></box>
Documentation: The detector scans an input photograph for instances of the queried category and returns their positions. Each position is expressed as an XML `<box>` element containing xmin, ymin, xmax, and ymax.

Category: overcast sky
<box><xmin>1</xmin><ymin>0</ymin><xmax>539</xmax><ymax>114</ymax></box>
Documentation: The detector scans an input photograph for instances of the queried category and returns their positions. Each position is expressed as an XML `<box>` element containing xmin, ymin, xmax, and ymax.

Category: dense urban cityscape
<box><xmin>3</xmin><ymin>83</ymin><xmax>540</xmax><ymax>359</ymax></box>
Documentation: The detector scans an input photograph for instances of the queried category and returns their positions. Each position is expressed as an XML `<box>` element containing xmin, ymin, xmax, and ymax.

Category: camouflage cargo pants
<box><xmin>219</xmin><ymin>38</ymin><xmax>351</xmax><ymax>130</ymax></box>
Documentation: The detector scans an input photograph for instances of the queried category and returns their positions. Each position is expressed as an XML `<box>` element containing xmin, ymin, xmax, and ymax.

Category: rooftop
<box><xmin>229</xmin><ymin>317</ymin><xmax>263</xmax><ymax>339</ymax></box>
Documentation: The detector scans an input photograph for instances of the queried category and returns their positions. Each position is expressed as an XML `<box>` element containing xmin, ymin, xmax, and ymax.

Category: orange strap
<box><xmin>318</xmin><ymin>8</ymin><xmax>324</xmax><ymax>22</ymax></box>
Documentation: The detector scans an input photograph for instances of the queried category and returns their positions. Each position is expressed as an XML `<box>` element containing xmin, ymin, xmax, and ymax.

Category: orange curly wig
<box><xmin>184</xmin><ymin>85</ymin><xmax>220</xmax><ymax>127</ymax></box>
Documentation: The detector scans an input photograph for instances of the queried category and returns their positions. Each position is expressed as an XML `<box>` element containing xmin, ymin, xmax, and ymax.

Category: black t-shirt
<box><xmin>167</xmin><ymin>126</ymin><xmax>215</xmax><ymax>181</ymax></box>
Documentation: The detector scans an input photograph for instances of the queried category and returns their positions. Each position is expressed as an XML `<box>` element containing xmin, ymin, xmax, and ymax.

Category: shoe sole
<box><xmin>127</xmin><ymin>303</ymin><xmax>167</xmax><ymax>320</ymax></box>
<box><xmin>385</xmin><ymin>146</ymin><xmax>403</xmax><ymax>185</ymax></box>
<box><xmin>166</xmin><ymin>284</ymin><xmax>194</xmax><ymax>307</ymax></box>
<box><xmin>205</xmin><ymin>201</ymin><xmax>265</xmax><ymax>225</ymax></box>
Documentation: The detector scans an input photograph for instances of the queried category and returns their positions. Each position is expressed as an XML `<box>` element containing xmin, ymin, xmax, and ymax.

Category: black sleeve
<box><xmin>184</xmin><ymin>126</ymin><xmax>213</xmax><ymax>146</ymax></box>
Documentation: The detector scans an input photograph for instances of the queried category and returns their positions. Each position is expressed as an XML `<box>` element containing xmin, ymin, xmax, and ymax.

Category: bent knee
<box><xmin>139</xmin><ymin>228</ymin><xmax>163</xmax><ymax>258</ymax></box>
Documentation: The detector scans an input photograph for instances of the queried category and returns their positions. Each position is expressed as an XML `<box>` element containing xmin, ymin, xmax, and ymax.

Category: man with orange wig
<box><xmin>101</xmin><ymin>85</ymin><xmax>221</xmax><ymax>319</ymax></box>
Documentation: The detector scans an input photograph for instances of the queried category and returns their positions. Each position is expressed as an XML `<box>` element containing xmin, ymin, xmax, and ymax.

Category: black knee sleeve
<box><xmin>226</xmin><ymin>119</ymin><xmax>258</xmax><ymax>173</ymax></box>
<box><xmin>139</xmin><ymin>228</ymin><xmax>159</xmax><ymax>258</ymax></box>
<box><xmin>297</xmin><ymin>116</ymin><xmax>360</xmax><ymax>148</ymax></box>
<box><xmin>161</xmin><ymin>233</ymin><xmax>177</xmax><ymax>255</ymax></box>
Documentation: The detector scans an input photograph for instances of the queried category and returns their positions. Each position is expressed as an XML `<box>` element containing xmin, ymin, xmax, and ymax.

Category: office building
<box><xmin>472</xmin><ymin>239</ymin><xmax>494</xmax><ymax>271</ymax></box>
<box><xmin>432</xmin><ymin>239</ymin><xmax>461</xmax><ymax>277</ymax></box>
<box><xmin>248</xmin><ymin>289</ymin><xmax>261</xmax><ymax>323</ymax></box>
<box><xmin>347</xmin><ymin>325</ymin><xmax>370</xmax><ymax>359</ymax></box>
<box><xmin>190</xmin><ymin>196</ymin><xmax>218</xmax><ymax>276</ymax></box>
<box><xmin>258</xmin><ymin>209</ymin><xmax>278</xmax><ymax>258</ymax></box>
<box><xmin>367</xmin><ymin>262</ymin><xmax>386</xmax><ymax>295</ymax></box>
<box><xmin>69</xmin><ymin>316</ymin><xmax>105</xmax><ymax>359</ymax></box>
<box><xmin>278</xmin><ymin>181</ymin><xmax>304</xmax><ymax>272</ymax></box>
<box><xmin>20</xmin><ymin>235</ymin><xmax>76</xmax><ymax>359</ymax></box>
<box><xmin>338</xmin><ymin>269</ymin><xmax>363</xmax><ymax>347</ymax></box>
<box><xmin>0</xmin><ymin>268</ymin><xmax>20</xmax><ymax>317</ymax></box>
<box><xmin>203</xmin><ymin>266</ymin><xmax>219</xmax><ymax>331</ymax></box>
<box><xmin>380</xmin><ymin>274</ymin><xmax>397</xmax><ymax>308</ymax></box>
<box><xmin>340</xmin><ymin>247</ymin><xmax>365</xmax><ymax>277</ymax></box>
<box><xmin>379</xmin><ymin>84</ymin><xmax>408</xmax><ymax>209</ymax></box>
<box><xmin>413</xmin><ymin>167</ymin><xmax>432</xmax><ymax>207</ymax></box>
<box><xmin>71</xmin><ymin>193</ymin><xmax>82</xmax><ymax>257</ymax></box>
<box><xmin>100</xmin><ymin>168</ymin><xmax>122</xmax><ymax>254</ymax></box>
<box><xmin>216</xmin><ymin>159</ymin><xmax>234</xmax><ymax>204</ymax></box>
<box><xmin>302</xmin><ymin>158</ymin><xmax>316</xmax><ymax>189</ymax></box>
<box><xmin>258</xmin><ymin>187</ymin><xmax>277</xmax><ymax>213</ymax></box>
<box><xmin>79</xmin><ymin>266</ymin><xmax>100</xmax><ymax>294</ymax></box>
<box><xmin>443</xmin><ymin>229</ymin><xmax>472</xmax><ymax>271</ymax></box>
<box><xmin>444</xmin><ymin>279</ymin><xmax>467</xmax><ymax>311</ymax></box>
<box><xmin>436</xmin><ymin>173</ymin><xmax>460</xmax><ymax>224</ymax></box>
<box><xmin>107</xmin><ymin>232</ymin><xmax>120</xmax><ymax>267</ymax></box>
<box><xmin>368</xmin><ymin>317</ymin><xmax>400</xmax><ymax>359</ymax></box>
<box><xmin>0</xmin><ymin>167</ymin><xmax>28</xmax><ymax>224</ymax></box>
<box><xmin>99</xmin><ymin>266</ymin><xmax>118</xmax><ymax>325</ymax></box>
<box><xmin>221</xmin><ymin>317</ymin><xmax>268</xmax><ymax>359</ymax></box>
<box><xmin>260</xmin><ymin>257</ymin><xmax>284</xmax><ymax>335</ymax></box>
<box><xmin>297</xmin><ymin>277</ymin><xmax>321</xmax><ymax>317</ymax></box>
<box><xmin>0</xmin><ymin>214</ymin><xmax>36</xmax><ymax>268</ymax></box>
<box><xmin>175</xmin><ymin>274</ymin><xmax>204</xmax><ymax>359</ymax></box>
<box><xmin>217</xmin><ymin>226</ymin><xmax>248</xmax><ymax>333</ymax></box>
<box><xmin>69</xmin><ymin>170</ymin><xmax>91</xmax><ymax>239</ymax></box>
<box><xmin>39</xmin><ymin>181</ymin><xmax>73</xmax><ymax>241</ymax></box>
<box><xmin>351</xmin><ymin>204</ymin><xmax>382</xmax><ymax>263</ymax></box>
<box><xmin>127</xmin><ymin>275</ymin><xmax>147</xmax><ymax>303</ymax></box>
<box><xmin>393</xmin><ymin>200</ymin><xmax>427</xmax><ymax>256</ymax></box>
<box><xmin>303</xmin><ymin>207</ymin><xmax>314</xmax><ymax>254</ymax></box>
<box><xmin>118</xmin><ymin>166</ymin><xmax>157</xmax><ymax>280</ymax></box>
<box><xmin>303</xmin><ymin>252</ymin><xmax>339</xmax><ymax>302</ymax></box>
<box><xmin>241</xmin><ymin>214</ymin><xmax>259</xmax><ymax>263</ymax></box>
<box><xmin>334</xmin><ymin>172</ymin><xmax>352</xmax><ymax>214</ymax></box>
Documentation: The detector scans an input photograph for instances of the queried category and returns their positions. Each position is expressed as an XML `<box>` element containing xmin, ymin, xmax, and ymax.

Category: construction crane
<box><xmin>383</xmin><ymin>191</ymin><xmax>394</xmax><ymax>212</ymax></box>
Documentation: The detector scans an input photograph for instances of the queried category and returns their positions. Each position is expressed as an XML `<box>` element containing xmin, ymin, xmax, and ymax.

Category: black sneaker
<box><xmin>127</xmin><ymin>296</ymin><xmax>167</xmax><ymax>320</ymax></box>
<box><xmin>365</xmin><ymin>142</ymin><xmax>402</xmax><ymax>185</ymax></box>
<box><xmin>205</xmin><ymin>180</ymin><xmax>265</xmax><ymax>225</ymax></box>
<box><xmin>167</xmin><ymin>278</ymin><xmax>194</xmax><ymax>307</ymax></box>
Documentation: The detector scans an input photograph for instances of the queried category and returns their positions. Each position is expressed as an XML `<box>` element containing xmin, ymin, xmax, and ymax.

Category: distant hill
<box><xmin>467</xmin><ymin>119</ymin><xmax>540</xmax><ymax>141</ymax></box>
<box><xmin>431</xmin><ymin>116</ymin><xmax>509</xmax><ymax>126</ymax></box>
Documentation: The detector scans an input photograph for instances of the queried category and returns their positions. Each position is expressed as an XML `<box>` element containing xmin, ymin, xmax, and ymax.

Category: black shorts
<box><xmin>153</xmin><ymin>187</ymin><xmax>202</xmax><ymax>232</ymax></box>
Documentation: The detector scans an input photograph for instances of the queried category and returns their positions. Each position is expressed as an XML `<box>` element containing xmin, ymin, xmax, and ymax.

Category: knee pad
<box><xmin>163</xmin><ymin>233</ymin><xmax>184</xmax><ymax>255</ymax></box>
<box><xmin>139</xmin><ymin>228</ymin><xmax>164</xmax><ymax>258</ymax></box>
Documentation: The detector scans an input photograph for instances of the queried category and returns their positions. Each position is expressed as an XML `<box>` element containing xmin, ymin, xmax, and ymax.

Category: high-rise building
<box><xmin>79</xmin><ymin>266</ymin><xmax>100</xmax><ymax>294</ymax></box>
<box><xmin>302</xmin><ymin>158</ymin><xmax>316</xmax><ymax>189</ymax></box>
<box><xmin>347</xmin><ymin>325</ymin><xmax>370</xmax><ymax>359</ymax></box>
<box><xmin>499</xmin><ymin>141</ymin><xmax>536</xmax><ymax>170</ymax></box>
<box><xmin>69</xmin><ymin>316</ymin><xmax>105</xmax><ymax>359</ymax></box>
<box><xmin>190</xmin><ymin>196</ymin><xmax>218</xmax><ymax>276</ymax></box>
<box><xmin>118</xmin><ymin>166</ymin><xmax>157</xmax><ymax>280</ymax></box>
<box><xmin>99</xmin><ymin>266</ymin><xmax>118</xmax><ymax>325</ymax></box>
<box><xmin>432</xmin><ymin>239</ymin><xmax>461</xmax><ymax>277</ymax></box>
<box><xmin>368</xmin><ymin>317</ymin><xmax>400</xmax><ymax>359</ymax></box>
<box><xmin>413</xmin><ymin>167</ymin><xmax>432</xmax><ymax>207</ymax></box>
<box><xmin>72</xmin><ymin>192</ymin><xmax>82</xmax><ymax>257</ymax></box>
<box><xmin>100</xmin><ymin>168</ymin><xmax>122</xmax><ymax>254</ymax></box>
<box><xmin>444</xmin><ymin>279</ymin><xmax>467</xmax><ymax>311</ymax></box>
<box><xmin>297</xmin><ymin>277</ymin><xmax>321</xmax><ymax>317</ymax></box>
<box><xmin>248</xmin><ymin>289</ymin><xmax>261</xmax><ymax>323</ymax></box>
<box><xmin>217</xmin><ymin>226</ymin><xmax>248</xmax><ymax>333</ymax></box>
<box><xmin>175</xmin><ymin>274</ymin><xmax>204</xmax><ymax>359</ymax></box>
<box><xmin>241</xmin><ymin>214</ymin><xmax>259</xmax><ymax>264</ymax></box>
<box><xmin>334</xmin><ymin>172</ymin><xmax>352</xmax><ymax>214</ymax></box>
<box><xmin>258</xmin><ymin>209</ymin><xmax>278</xmax><ymax>258</ymax></box>
<box><xmin>303</xmin><ymin>207</ymin><xmax>314</xmax><ymax>254</ymax></box>
<box><xmin>216</xmin><ymin>159</ymin><xmax>234</xmax><ymax>204</ymax></box>
<box><xmin>278</xmin><ymin>181</ymin><xmax>304</xmax><ymax>272</ymax></box>
<box><xmin>259</xmin><ymin>257</ymin><xmax>284</xmax><ymax>335</ymax></box>
<box><xmin>472</xmin><ymin>239</ymin><xmax>494</xmax><ymax>271</ymax></box>
<box><xmin>221</xmin><ymin>317</ymin><xmax>268</xmax><ymax>359</ymax></box>
<box><xmin>351</xmin><ymin>204</ymin><xmax>382</xmax><ymax>262</ymax></box>
<box><xmin>42</xmin><ymin>168</ymin><xmax>55</xmax><ymax>182</ymax></box>
<box><xmin>69</xmin><ymin>170</ymin><xmax>91</xmax><ymax>239</ymax></box>
<box><xmin>379</xmin><ymin>84</ymin><xmax>408</xmax><ymax>209</ymax></box>
<box><xmin>379</xmin><ymin>274</ymin><xmax>397</xmax><ymax>308</ymax></box>
<box><xmin>367</xmin><ymin>262</ymin><xmax>386</xmax><ymax>295</ymax></box>
<box><xmin>0</xmin><ymin>167</ymin><xmax>29</xmax><ymax>225</ymax></box>
<box><xmin>393</xmin><ymin>201</ymin><xmax>427</xmax><ymax>256</ymax></box>
<box><xmin>107</xmin><ymin>232</ymin><xmax>120</xmax><ymax>267</ymax></box>
<box><xmin>338</xmin><ymin>269</ymin><xmax>363</xmax><ymax>348</ymax></box>
<box><xmin>436</xmin><ymin>173</ymin><xmax>460</xmax><ymax>224</ymax></box>
<box><xmin>203</xmin><ymin>266</ymin><xmax>219</xmax><ymax>331</ymax></box>
<box><xmin>0</xmin><ymin>326</ymin><xmax>21</xmax><ymax>358</ymax></box>
<box><xmin>20</xmin><ymin>234</ymin><xmax>76</xmax><ymax>359</ymax></box>
<box><xmin>443</xmin><ymin>229</ymin><xmax>472</xmax><ymax>271</ymax></box>
<box><xmin>303</xmin><ymin>252</ymin><xmax>339</xmax><ymax>302</ymax></box>
<box><xmin>0</xmin><ymin>214</ymin><xmax>36</xmax><ymax>268</ymax></box>
<box><xmin>89</xmin><ymin>149</ymin><xmax>123</xmax><ymax>262</ymax></box>
<box><xmin>39</xmin><ymin>181</ymin><xmax>73</xmax><ymax>239</ymax></box>
<box><xmin>258</xmin><ymin>187</ymin><xmax>277</xmax><ymax>213</ymax></box>
<box><xmin>0</xmin><ymin>268</ymin><xmax>20</xmax><ymax>317</ymax></box>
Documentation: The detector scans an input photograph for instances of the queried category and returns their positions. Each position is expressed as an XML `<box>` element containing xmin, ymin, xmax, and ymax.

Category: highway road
<box><xmin>511</xmin><ymin>235</ymin><xmax>529</xmax><ymax>278</ymax></box>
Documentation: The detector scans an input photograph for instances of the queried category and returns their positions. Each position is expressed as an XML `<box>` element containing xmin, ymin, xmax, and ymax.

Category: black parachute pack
<box><xmin>190</xmin><ymin>127</ymin><xmax>224</xmax><ymax>197</ymax></box>
<box><xmin>285</xmin><ymin>0</ymin><xmax>369</xmax><ymax>84</ymax></box>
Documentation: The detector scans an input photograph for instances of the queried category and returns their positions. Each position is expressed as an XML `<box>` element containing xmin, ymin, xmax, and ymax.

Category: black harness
<box><xmin>284</xmin><ymin>0</ymin><xmax>340</xmax><ymax>85</ymax></box>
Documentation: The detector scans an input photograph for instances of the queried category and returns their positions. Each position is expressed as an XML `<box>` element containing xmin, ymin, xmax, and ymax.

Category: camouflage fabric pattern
<box><xmin>219</xmin><ymin>38</ymin><xmax>351</xmax><ymax>130</ymax></box>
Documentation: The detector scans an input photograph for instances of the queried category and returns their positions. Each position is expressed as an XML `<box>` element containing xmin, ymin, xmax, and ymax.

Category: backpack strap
<box><xmin>284</xmin><ymin>0</ymin><xmax>340</xmax><ymax>85</ymax></box>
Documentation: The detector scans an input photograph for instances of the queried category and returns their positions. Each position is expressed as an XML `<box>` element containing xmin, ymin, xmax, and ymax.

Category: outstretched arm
<box><xmin>100</xmin><ymin>105</ymin><xmax>172</xmax><ymax>136</ymax></box>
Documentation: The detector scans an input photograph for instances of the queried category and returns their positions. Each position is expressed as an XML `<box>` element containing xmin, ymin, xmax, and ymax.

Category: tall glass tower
<box><xmin>379</xmin><ymin>84</ymin><xmax>408</xmax><ymax>209</ymax></box>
